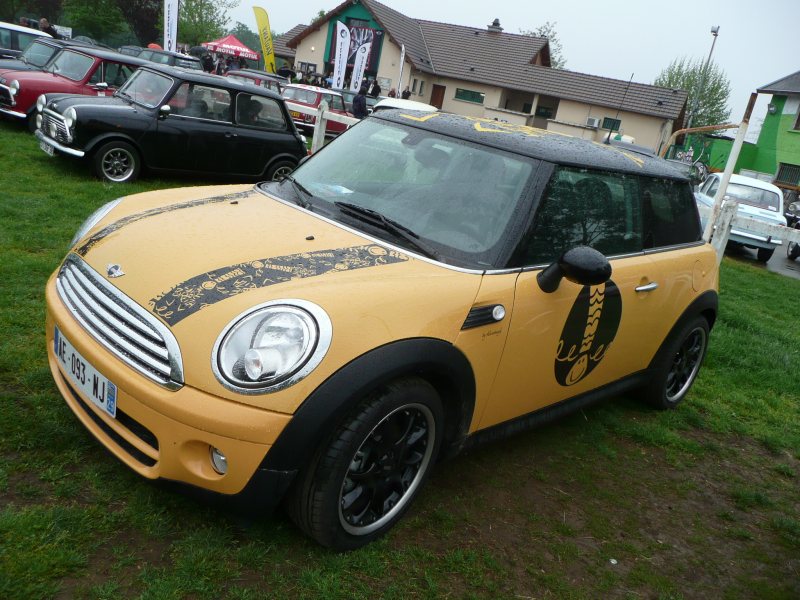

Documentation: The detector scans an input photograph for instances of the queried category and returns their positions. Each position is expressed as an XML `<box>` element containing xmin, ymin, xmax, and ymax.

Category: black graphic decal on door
<box><xmin>555</xmin><ymin>281</ymin><xmax>622</xmax><ymax>386</ymax></box>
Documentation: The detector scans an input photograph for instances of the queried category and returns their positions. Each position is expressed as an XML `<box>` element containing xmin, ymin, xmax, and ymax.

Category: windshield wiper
<box><xmin>281</xmin><ymin>175</ymin><xmax>314</xmax><ymax>210</ymax></box>
<box><xmin>333</xmin><ymin>201</ymin><xmax>441</xmax><ymax>261</ymax></box>
<box><xmin>114</xmin><ymin>89</ymin><xmax>133</xmax><ymax>102</ymax></box>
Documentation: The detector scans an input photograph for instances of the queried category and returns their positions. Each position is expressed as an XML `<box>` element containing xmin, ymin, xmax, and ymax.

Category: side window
<box><xmin>169</xmin><ymin>82</ymin><xmax>232</xmax><ymax>121</ymax></box>
<box><xmin>514</xmin><ymin>166</ymin><xmax>642</xmax><ymax>266</ymax></box>
<box><xmin>103</xmin><ymin>63</ymin><xmax>135</xmax><ymax>87</ymax></box>
<box><xmin>88</xmin><ymin>64</ymin><xmax>103</xmax><ymax>85</ymax></box>
<box><xmin>641</xmin><ymin>178</ymin><xmax>702</xmax><ymax>248</ymax></box>
<box><xmin>235</xmin><ymin>94</ymin><xmax>288</xmax><ymax>130</ymax></box>
<box><xmin>330</xmin><ymin>95</ymin><xmax>345</xmax><ymax>111</ymax></box>
<box><xmin>16</xmin><ymin>32</ymin><xmax>39</xmax><ymax>51</ymax></box>
<box><xmin>0</xmin><ymin>29</ymin><xmax>11</xmax><ymax>49</ymax></box>
<box><xmin>706</xmin><ymin>178</ymin><xmax>720</xmax><ymax>197</ymax></box>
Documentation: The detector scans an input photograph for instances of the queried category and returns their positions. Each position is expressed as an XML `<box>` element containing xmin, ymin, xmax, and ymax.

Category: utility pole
<box><xmin>686</xmin><ymin>25</ymin><xmax>720</xmax><ymax>130</ymax></box>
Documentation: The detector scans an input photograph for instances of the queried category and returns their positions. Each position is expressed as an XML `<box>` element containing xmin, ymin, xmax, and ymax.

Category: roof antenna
<box><xmin>605</xmin><ymin>72</ymin><xmax>634</xmax><ymax>144</ymax></box>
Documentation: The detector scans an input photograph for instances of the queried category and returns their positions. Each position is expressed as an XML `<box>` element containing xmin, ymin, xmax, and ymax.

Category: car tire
<box><xmin>93</xmin><ymin>141</ymin><xmax>141</xmax><ymax>183</ymax></box>
<box><xmin>638</xmin><ymin>316</ymin><xmax>710</xmax><ymax>410</ymax></box>
<box><xmin>26</xmin><ymin>113</ymin><xmax>38</xmax><ymax>133</ymax></box>
<box><xmin>265</xmin><ymin>160</ymin><xmax>296</xmax><ymax>181</ymax></box>
<box><xmin>787</xmin><ymin>240</ymin><xmax>800</xmax><ymax>261</ymax></box>
<box><xmin>756</xmin><ymin>247</ymin><xmax>774</xmax><ymax>262</ymax></box>
<box><xmin>286</xmin><ymin>376</ymin><xmax>443</xmax><ymax>551</ymax></box>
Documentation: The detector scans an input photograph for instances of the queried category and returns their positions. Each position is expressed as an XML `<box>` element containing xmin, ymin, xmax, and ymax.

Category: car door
<box><xmin>154</xmin><ymin>81</ymin><xmax>237</xmax><ymax>174</ymax></box>
<box><xmin>229</xmin><ymin>92</ymin><xmax>297</xmax><ymax>176</ymax></box>
<box><xmin>322</xmin><ymin>93</ymin><xmax>349</xmax><ymax>134</ymax></box>
<box><xmin>476</xmin><ymin>166</ymin><xmax>674</xmax><ymax>429</ymax></box>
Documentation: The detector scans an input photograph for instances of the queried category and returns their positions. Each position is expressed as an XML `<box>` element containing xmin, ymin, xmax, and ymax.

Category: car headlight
<box><xmin>64</xmin><ymin>107</ymin><xmax>77</xmax><ymax>130</ymax></box>
<box><xmin>213</xmin><ymin>300</ymin><xmax>332</xmax><ymax>393</ymax></box>
<box><xmin>70</xmin><ymin>198</ymin><xmax>122</xmax><ymax>247</ymax></box>
<box><xmin>789</xmin><ymin>201</ymin><xmax>800</xmax><ymax>216</ymax></box>
<box><xmin>36</xmin><ymin>94</ymin><xmax>47</xmax><ymax>112</ymax></box>
<box><xmin>9</xmin><ymin>80</ymin><xmax>19</xmax><ymax>96</ymax></box>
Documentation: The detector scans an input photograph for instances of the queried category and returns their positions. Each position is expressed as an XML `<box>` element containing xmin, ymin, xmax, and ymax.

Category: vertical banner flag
<box><xmin>349</xmin><ymin>42</ymin><xmax>372</xmax><ymax>92</ymax></box>
<box><xmin>332</xmin><ymin>21</ymin><xmax>350</xmax><ymax>90</ymax></box>
<box><xmin>163</xmin><ymin>0</ymin><xmax>178</xmax><ymax>52</ymax></box>
<box><xmin>397</xmin><ymin>44</ymin><xmax>406</xmax><ymax>93</ymax></box>
<box><xmin>253</xmin><ymin>7</ymin><xmax>276</xmax><ymax>73</ymax></box>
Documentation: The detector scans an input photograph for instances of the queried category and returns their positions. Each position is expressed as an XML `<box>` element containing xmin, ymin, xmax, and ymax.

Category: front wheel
<box><xmin>265</xmin><ymin>159</ymin><xmax>296</xmax><ymax>181</ymax></box>
<box><xmin>93</xmin><ymin>141</ymin><xmax>141</xmax><ymax>183</ymax></box>
<box><xmin>757</xmin><ymin>247</ymin><xmax>774</xmax><ymax>262</ymax></box>
<box><xmin>638</xmin><ymin>316</ymin><xmax>710</xmax><ymax>410</ymax></box>
<box><xmin>788</xmin><ymin>240</ymin><xmax>800</xmax><ymax>261</ymax></box>
<box><xmin>286</xmin><ymin>377</ymin><xmax>443</xmax><ymax>550</ymax></box>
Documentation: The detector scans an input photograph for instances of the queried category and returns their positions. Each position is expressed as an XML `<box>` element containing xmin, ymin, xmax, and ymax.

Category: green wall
<box><xmin>750</xmin><ymin>95</ymin><xmax>800</xmax><ymax>176</ymax></box>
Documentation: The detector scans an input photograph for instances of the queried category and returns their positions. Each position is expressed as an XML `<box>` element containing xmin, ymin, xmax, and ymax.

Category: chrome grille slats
<box><xmin>57</xmin><ymin>255</ymin><xmax>183</xmax><ymax>389</ymax></box>
<box><xmin>42</xmin><ymin>110</ymin><xmax>69</xmax><ymax>143</ymax></box>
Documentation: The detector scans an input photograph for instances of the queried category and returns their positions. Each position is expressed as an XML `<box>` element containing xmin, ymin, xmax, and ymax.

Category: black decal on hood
<box><xmin>76</xmin><ymin>189</ymin><xmax>254</xmax><ymax>257</ymax></box>
<box><xmin>554</xmin><ymin>281</ymin><xmax>622</xmax><ymax>386</ymax></box>
<box><xmin>150</xmin><ymin>245</ymin><xmax>409</xmax><ymax>325</ymax></box>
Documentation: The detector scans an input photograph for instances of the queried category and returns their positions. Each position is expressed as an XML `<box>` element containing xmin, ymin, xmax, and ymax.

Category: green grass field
<box><xmin>1</xmin><ymin>124</ymin><xmax>798</xmax><ymax>599</ymax></box>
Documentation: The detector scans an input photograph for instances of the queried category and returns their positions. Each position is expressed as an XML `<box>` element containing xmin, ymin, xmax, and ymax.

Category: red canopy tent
<box><xmin>202</xmin><ymin>35</ymin><xmax>260</xmax><ymax>60</ymax></box>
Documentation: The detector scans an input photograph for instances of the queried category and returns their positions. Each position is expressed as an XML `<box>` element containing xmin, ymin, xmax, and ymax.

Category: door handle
<box><xmin>635</xmin><ymin>282</ymin><xmax>659</xmax><ymax>293</ymax></box>
<box><xmin>224</xmin><ymin>132</ymin><xmax>238</xmax><ymax>138</ymax></box>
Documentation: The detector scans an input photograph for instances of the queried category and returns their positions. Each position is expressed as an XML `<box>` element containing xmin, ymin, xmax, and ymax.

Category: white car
<box><xmin>695</xmin><ymin>173</ymin><xmax>786</xmax><ymax>262</ymax></box>
<box><xmin>371</xmin><ymin>98</ymin><xmax>438</xmax><ymax>113</ymax></box>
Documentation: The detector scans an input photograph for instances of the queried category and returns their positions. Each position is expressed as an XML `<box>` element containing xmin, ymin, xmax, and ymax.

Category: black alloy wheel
<box><xmin>94</xmin><ymin>141</ymin><xmax>141</xmax><ymax>183</ymax></box>
<box><xmin>664</xmin><ymin>325</ymin><xmax>708</xmax><ymax>404</ymax></box>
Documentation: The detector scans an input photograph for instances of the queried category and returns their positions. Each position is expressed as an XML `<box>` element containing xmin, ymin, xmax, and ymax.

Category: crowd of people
<box><xmin>19</xmin><ymin>16</ymin><xmax>61</xmax><ymax>38</ymax></box>
<box><xmin>199</xmin><ymin>52</ymin><xmax>249</xmax><ymax>75</ymax></box>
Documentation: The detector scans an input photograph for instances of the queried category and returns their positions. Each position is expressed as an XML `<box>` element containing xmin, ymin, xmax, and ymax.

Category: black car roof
<box><xmin>146</xmin><ymin>48</ymin><xmax>200</xmax><ymax>61</ymax></box>
<box><xmin>140</xmin><ymin>64</ymin><xmax>284</xmax><ymax>100</ymax></box>
<box><xmin>62</xmin><ymin>45</ymin><xmax>149</xmax><ymax>66</ymax></box>
<box><xmin>33</xmin><ymin>37</ymin><xmax>96</xmax><ymax>49</ymax></box>
<box><xmin>374</xmin><ymin>110</ymin><xmax>688</xmax><ymax>180</ymax></box>
<box><xmin>231</xmin><ymin>69</ymin><xmax>287</xmax><ymax>81</ymax></box>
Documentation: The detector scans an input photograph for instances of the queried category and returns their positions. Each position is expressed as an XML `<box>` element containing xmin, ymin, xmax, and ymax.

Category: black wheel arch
<box><xmin>85</xmin><ymin>134</ymin><xmax>146</xmax><ymax>166</ymax></box>
<box><xmin>261</xmin><ymin>338</ymin><xmax>476</xmax><ymax>475</ymax></box>
<box><xmin>261</xmin><ymin>152</ymin><xmax>301</xmax><ymax>178</ymax></box>
<box><xmin>647</xmin><ymin>290</ymin><xmax>718</xmax><ymax>372</ymax></box>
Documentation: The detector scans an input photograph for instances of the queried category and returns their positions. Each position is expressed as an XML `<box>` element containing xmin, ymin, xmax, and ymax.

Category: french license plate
<box><xmin>40</xmin><ymin>140</ymin><xmax>55</xmax><ymax>156</ymax></box>
<box><xmin>54</xmin><ymin>326</ymin><xmax>117</xmax><ymax>418</ymax></box>
<box><xmin>290</xmin><ymin>110</ymin><xmax>301</xmax><ymax>118</ymax></box>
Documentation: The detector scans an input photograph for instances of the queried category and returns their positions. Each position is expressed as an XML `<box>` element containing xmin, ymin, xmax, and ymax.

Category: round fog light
<box><xmin>36</xmin><ymin>114</ymin><xmax>42</xmax><ymax>129</ymax></box>
<box><xmin>210</xmin><ymin>447</ymin><xmax>228</xmax><ymax>474</ymax></box>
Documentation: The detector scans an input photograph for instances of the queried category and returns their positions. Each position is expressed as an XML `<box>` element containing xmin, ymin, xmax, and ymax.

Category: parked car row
<box><xmin>117</xmin><ymin>45</ymin><xmax>203</xmax><ymax>70</ymax></box>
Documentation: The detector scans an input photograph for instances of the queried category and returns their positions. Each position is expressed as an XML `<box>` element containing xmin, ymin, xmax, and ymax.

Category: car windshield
<box><xmin>117</xmin><ymin>69</ymin><xmax>173</xmax><ymax>108</ymax></box>
<box><xmin>21</xmin><ymin>40</ymin><xmax>56</xmax><ymax>67</ymax></box>
<box><xmin>175</xmin><ymin>57</ymin><xmax>201</xmax><ymax>70</ymax></box>
<box><xmin>726</xmin><ymin>183</ymin><xmax>782</xmax><ymax>212</ymax></box>
<box><xmin>228</xmin><ymin>74</ymin><xmax>255</xmax><ymax>86</ymax></box>
<box><xmin>283</xmin><ymin>87</ymin><xmax>319</xmax><ymax>104</ymax></box>
<box><xmin>47</xmin><ymin>50</ymin><xmax>94</xmax><ymax>81</ymax></box>
<box><xmin>266</xmin><ymin>119</ymin><xmax>535</xmax><ymax>267</ymax></box>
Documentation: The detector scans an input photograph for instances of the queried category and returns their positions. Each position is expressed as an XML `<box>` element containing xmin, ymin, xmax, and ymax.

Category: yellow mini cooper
<box><xmin>46</xmin><ymin>111</ymin><xmax>719</xmax><ymax>550</ymax></box>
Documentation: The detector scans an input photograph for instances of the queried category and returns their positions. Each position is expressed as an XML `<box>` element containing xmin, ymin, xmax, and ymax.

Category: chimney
<box><xmin>487</xmin><ymin>18</ymin><xmax>503</xmax><ymax>33</ymax></box>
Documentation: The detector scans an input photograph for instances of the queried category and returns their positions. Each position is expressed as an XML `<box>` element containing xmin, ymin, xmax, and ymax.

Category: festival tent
<box><xmin>202</xmin><ymin>35</ymin><xmax>259</xmax><ymax>60</ymax></box>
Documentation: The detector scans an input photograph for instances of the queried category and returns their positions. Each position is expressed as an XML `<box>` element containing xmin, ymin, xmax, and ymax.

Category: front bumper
<box><xmin>35</xmin><ymin>129</ymin><xmax>85</xmax><ymax>157</ymax></box>
<box><xmin>0</xmin><ymin>105</ymin><xmax>25</xmax><ymax>118</ymax></box>
<box><xmin>729</xmin><ymin>228</ymin><xmax>782</xmax><ymax>249</ymax></box>
<box><xmin>46</xmin><ymin>273</ymin><xmax>293</xmax><ymax>496</ymax></box>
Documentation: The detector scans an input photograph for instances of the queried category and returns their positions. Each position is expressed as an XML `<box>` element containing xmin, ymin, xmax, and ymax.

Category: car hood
<box><xmin>47</xmin><ymin>93</ymin><xmax>135</xmax><ymax>113</ymax></box>
<box><xmin>0</xmin><ymin>59</ymin><xmax>37</xmax><ymax>72</ymax></box>
<box><xmin>0</xmin><ymin>68</ymin><xmax>81</xmax><ymax>91</ymax></box>
<box><xmin>68</xmin><ymin>184</ymin><xmax>482</xmax><ymax>405</ymax></box>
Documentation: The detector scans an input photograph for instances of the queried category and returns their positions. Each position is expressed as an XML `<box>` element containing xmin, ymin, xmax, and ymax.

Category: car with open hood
<box><xmin>45</xmin><ymin>111</ymin><xmax>719</xmax><ymax>550</ymax></box>
<box><xmin>0</xmin><ymin>45</ymin><xmax>146</xmax><ymax>130</ymax></box>
<box><xmin>35</xmin><ymin>64</ymin><xmax>307</xmax><ymax>182</ymax></box>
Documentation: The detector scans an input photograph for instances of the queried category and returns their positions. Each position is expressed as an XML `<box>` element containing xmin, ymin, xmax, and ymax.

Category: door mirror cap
<box><xmin>159</xmin><ymin>104</ymin><xmax>171</xmax><ymax>118</ymax></box>
<box><xmin>537</xmin><ymin>246</ymin><xmax>612</xmax><ymax>293</ymax></box>
<box><xmin>93</xmin><ymin>82</ymin><xmax>109</xmax><ymax>90</ymax></box>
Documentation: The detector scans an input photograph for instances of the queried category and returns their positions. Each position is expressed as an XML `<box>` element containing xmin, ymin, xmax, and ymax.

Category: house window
<box><xmin>602</xmin><ymin>117</ymin><xmax>621</xmax><ymax>131</ymax></box>
<box><xmin>418</xmin><ymin>81</ymin><xmax>425</xmax><ymax>95</ymax></box>
<box><xmin>535</xmin><ymin>106</ymin><xmax>554</xmax><ymax>119</ymax></box>
<box><xmin>522</xmin><ymin>102</ymin><xmax>532</xmax><ymax>114</ymax></box>
<box><xmin>411</xmin><ymin>78</ymin><xmax>417</xmax><ymax>93</ymax></box>
<box><xmin>348</xmin><ymin>19</ymin><xmax>370</xmax><ymax>28</ymax></box>
<box><xmin>776</xmin><ymin>163</ymin><xmax>800</xmax><ymax>186</ymax></box>
<box><xmin>454</xmin><ymin>88</ymin><xmax>485</xmax><ymax>104</ymax></box>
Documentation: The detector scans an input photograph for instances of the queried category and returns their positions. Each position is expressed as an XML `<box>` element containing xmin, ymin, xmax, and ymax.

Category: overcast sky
<box><xmin>230</xmin><ymin>0</ymin><xmax>797</xmax><ymax>138</ymax></box>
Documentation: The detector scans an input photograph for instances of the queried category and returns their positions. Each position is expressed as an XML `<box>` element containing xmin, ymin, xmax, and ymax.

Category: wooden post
<box><xmin>311</xmin><ymin>100</ymin><xmax>328</xmax><ymax>154</ymax></box>
<box><xmin>711</xmin><ymin>199</ymin><xmax>738</xmax><ymax>264</ymax></box>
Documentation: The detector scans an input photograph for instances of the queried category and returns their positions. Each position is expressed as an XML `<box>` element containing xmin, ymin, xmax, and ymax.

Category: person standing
<box><xmin>401</xmin><ymin>87</ymin><xmax>411</xmax><ymax>99</ymax></box>
<box><xmin>352</xmin><ymin>85</ymin><xmax>368</xmax><ymax>119</ymax></box>
<box><xmin>38</xmin><ymin>17</ymin><xmax>61</xmax><ymax>38</ymax></box>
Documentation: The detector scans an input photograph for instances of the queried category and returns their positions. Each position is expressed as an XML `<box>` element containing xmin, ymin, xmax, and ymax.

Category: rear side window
<box><xmin>283</xmin><ymin>87</ymin><xmax>319</xmax><ymax>104</ymax></box>
<box><xmin>0</xmin><ymin>28</ymin><xmax>10</xmax><ymax>49</ymax></box>
<box><xmin>235</xmin><ymin>94</ymin><xmax>288</xmax><ymax>130</ymax></box>
<box><xmin>511</xmin><ymin>166</ymin><xmax>700</xmax><ymax>266</ymax></box>
<box><xmin>169</xmin><ymin>83</ymin><xmax>232</xmax><ymax>122</ymax></box>
<box><xmin>17</xmin><ymin>31</ymin><xmax>40</xmax><ymax>51</ymax></box>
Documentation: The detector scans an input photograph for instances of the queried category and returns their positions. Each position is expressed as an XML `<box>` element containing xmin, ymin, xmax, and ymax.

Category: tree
<box><xmin>62</xmin><ymin>0</ymin><xmax>124</xmax><ymax>40</ymax></box>
<box><xmin>228</xmin><ymin>21</ymin><xmax>260</xmax><ymax>54</ymax></box>
<box><xmin>654</xmin><ymin>57</ymin><xmax>731</xmax><ymax>127</ymax></box>
<box><xmin>179</xmin><ymin>0</ymin><xmax>239</xmax><ymax>46</ymax></box>
<box><xmin>520</xmin><ymin>21</ymin><xmax>566</xmax><ymax>69</ymax></box>
<box><xmin>114</xmin><ymin>0</ymin><xmax>161</xmax><ymax>45</ymax></box>
<box><xmin>310</xmin><ymin>9</ymin><xmax>326</xmax><ymax>25</ymax></box>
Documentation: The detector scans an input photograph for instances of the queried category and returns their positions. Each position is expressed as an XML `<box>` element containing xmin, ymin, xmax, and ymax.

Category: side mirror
<box><xmin>93</xmin><ymin>82</ymin><xmax>109</xmax><ymax>91</ymax></box>
<box><xmin>537</xmin><ymin>246</ymin><xmax>612</xmax><ymax>293</ymax></box>
<box><xmin>159</xmin><ymin>104</ymin><xmax>171</xmax><ymax>119</ymax></box>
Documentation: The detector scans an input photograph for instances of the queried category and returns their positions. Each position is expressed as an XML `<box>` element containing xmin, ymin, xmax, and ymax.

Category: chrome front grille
<box><xmin>0</xmin><ymin>85</ymin><xmax>11</xmax><ymax>106</ymax></box>
<box><xmin>56</xmin><ymin>255</ymin><xmax>183</xmax><ymax>389</ymax></box>
<box><xmin>42</xmin><ymin>110</ymin><xmax>69</xmax><ymax>143</ymax></box>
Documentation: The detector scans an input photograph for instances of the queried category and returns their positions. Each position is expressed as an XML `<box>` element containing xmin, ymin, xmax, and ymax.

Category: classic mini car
<box><xmin>136</xmin><ymin>48</ymin><xmax>203</xmax><ymax>71</ymax></box>
<box><xmin>0</xmin><ymin>37</ymin><xmax>96</xmax><ymax>73</ymax></box>
<box><xmin>281</xmin><ymin>83</ymin><xmax>351</xmax><ymax>136</ymax></box>
<box><xmin>226</xmin><ymin>69</ymin><xmax>288</xmax><ymax>94</ymax></box>
<box><xmin>35</xmin><ymin>64</ymin><xmax>307</xmax><ymax>182</ymax></box>
<box><xmin>0</xmin><ymin>20</ymin><xmax>49</xmax><ymax>59</ymax></box>
<box><xmin>0</xmin><ymin>46</ymin><xmax>146</xmax><ymax>130</ymax></box>
<box><xmin>695</xmin><ymin>173</ymin><xmax>786</xmax><ymax>262</ymax></box>
<box><xmin>45</xmin><ymin>112</ymin><xmax>718</xmax><ymax>550</ymax></box>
